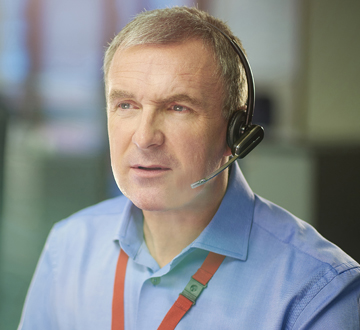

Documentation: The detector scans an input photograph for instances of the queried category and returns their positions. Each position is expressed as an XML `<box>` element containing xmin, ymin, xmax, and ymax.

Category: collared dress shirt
<box><xmin>18</xmin><ymin>163</ymin><xmax>360</xmax><ymax>329</ymax></box>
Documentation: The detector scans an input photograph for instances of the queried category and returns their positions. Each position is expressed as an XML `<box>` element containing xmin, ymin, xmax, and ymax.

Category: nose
<box><xmin>132</xmin><ymin>109</ymin><xmax>164</xmax><ymax>149</ymax></box>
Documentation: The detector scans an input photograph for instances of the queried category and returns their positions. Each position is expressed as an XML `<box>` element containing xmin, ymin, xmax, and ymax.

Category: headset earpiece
<box><xmin>227</xmin><ymin>110</ymin><xmax>264</xmax><ymax>157</ymax></box>
<box><xmin>226</xmin><ymin>110</ymin><xmax>247</xmax><ymax>152</ymax></box>
<box><xmin>232</xmin><ymin>124</ymin><xmax>264</xmax><ymax>158</ymax></box>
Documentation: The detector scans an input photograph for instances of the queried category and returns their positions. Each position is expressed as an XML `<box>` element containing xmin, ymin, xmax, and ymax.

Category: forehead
<box><xmin>109</xmin><ymin>38</ymin><xmax>216</xmax><ymax>69</ymax></box>
<box><xmin>110</xmin><ymin>41</ymin><xmax>215</xmax><ymax>75</ymax></box>
<box><xmin>107</xmin><ymin>40</ymin><xmax>222</xmax><ymax>107</ymax></box>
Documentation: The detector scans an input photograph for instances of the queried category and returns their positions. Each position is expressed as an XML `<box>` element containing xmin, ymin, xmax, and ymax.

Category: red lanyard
<box><xmin>112</xmin><ymin>249</ymin><xmax>225</xmax><ymax>330</ymax></box>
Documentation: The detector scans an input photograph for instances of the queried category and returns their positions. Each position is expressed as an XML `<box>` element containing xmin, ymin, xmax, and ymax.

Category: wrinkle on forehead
<box><xmin>108</xmin><ymin>88</ymin><xmax>203</xmax><ymax>109</ymax></box>
<box><xmin>107</xmin><ymin>41</ymin><xmax>224</xmax><ymax>112</ymax></box>
<box><xmin>110</xmin><ymin>41</ymin><xmax>217</xmax><ymax>76</ymax></box>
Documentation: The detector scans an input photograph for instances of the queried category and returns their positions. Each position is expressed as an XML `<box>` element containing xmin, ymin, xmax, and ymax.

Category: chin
<box><xmin>116</xmin><ymin>174</ymin><xmax>203</xmax><ymax>212</ymax></box>
<box><xmin>129</xmin><ymin>195</ymin><xmax>170</xmax><ymax>212</ymax></box>
<box><xmin>117</xmin><ymin>183</ymin><xmax>168</xmax><ymax>211</ymax></box>
<box><xmin>127</xmin><ymin>186</ymin><xmax>197</xmax><ymax>213</ymax></box>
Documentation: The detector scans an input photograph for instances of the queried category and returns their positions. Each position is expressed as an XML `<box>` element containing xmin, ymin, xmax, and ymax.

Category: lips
<box><xmin>129</xmin><ymin>164</ymin><xmax>171</xmax><ymax>180</ymax></box>
<box><xmin>131</xmin><ymin>164</ymin><xmax>171</xmax><ymax>171</ymax></box>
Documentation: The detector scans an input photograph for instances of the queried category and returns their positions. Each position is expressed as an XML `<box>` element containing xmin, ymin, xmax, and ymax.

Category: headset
<box><xmin>191</xmin><ymin>25</ymin><xmax>264</xmax><ymax>188</ymax></box>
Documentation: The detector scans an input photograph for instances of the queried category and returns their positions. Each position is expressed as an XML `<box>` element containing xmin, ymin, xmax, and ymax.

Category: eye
<box><xmin>119</xmin><ymin>103</ymin><xmax>131</xmax><ymax>109</ymax></box>
<box><xmin>115</xmin><ymin>102</ymin><xmax>140</xmax><ymax>111</ymax></box>
<box><xmin>171</xmin><ymin>104</ymin><xmax>190</xmax><ymax>112</ymax></box>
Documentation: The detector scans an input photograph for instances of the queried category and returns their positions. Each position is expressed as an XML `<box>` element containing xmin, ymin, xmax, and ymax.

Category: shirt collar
<box><xmin>190</xmin><ymin>162</ymin><xmax>255</xmax><ymax>260</ymax></box>
<box><xmin>115</xmin><ymin>200</ymin><xmax>144</xmax><ymax>260</ymax></box>
<box><xmin>114</xmin><ymin>162</ymin><xmax>255</xmax><ymax>262</ymax></box>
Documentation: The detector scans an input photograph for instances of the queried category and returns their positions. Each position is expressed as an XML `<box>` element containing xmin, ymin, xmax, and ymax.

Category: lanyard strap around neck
<box><xmin>112</xmin><ymin>249</ymin><xmax>128</xmax><ymax>330</ymax></box>
<box><xmin>112</xmin><ymin>249</ymin><xmax>225</xmax><ymax>330</ymax></box>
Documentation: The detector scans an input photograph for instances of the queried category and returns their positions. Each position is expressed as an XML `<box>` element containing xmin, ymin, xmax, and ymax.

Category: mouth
<box><xmin>130</xmin><ymin>164</ymin><xmax>171</xmax><ymax>179</ymax></box>
<box><xmin>132</xmin><ymin>165</ymin><xmax>171</xmax><ymax>171</ymax></box>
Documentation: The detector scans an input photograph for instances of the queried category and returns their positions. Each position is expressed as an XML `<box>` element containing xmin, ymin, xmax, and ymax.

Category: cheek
<box><xmin>108</xmin><ymin>121</ymin><xmax>131</xmax><ymax>161</ymax></box>
<box><xmin>176</xmin><ymin>125</ymin><xmax>227</xmax><ymax>170</ymax></box>
<box><xmin>203</xmin><ymin>122</ymin><xmax>228</xmax><ymax>154</ymax></box>
<box><xmin>168</xmin><ymin>124</ymin><xmax>204</xmax><ymax>156</ymax></box>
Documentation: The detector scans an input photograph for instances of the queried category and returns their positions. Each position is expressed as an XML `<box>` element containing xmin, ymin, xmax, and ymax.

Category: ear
<box><xmin>223</xmin><ymin>144</ymin><xmax>232</xmax><ymax>157</ymax></box>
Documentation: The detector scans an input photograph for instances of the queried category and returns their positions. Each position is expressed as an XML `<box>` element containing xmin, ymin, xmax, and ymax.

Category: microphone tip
<box><xmin>190</xmin><ymin>179</ymin><xmax>207</xmax><ymax>189</ymax></box>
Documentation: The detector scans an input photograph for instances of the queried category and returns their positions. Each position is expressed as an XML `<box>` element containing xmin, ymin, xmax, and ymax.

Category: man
<box><xmin>18</xmin><ymin>7</ymin><xmax>360</xmax><ymax>330</ymax></box>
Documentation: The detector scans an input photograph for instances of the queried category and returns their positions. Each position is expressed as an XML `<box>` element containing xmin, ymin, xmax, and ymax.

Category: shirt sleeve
<box><xmin>292</xmin><ymin>266</ymin><xmax>360</xmax><ymax>330</ymax></box>
<box><xmin>17</xmin><ymin>226</ymin><xmax>59</xmax><ymax>330</ymax></box>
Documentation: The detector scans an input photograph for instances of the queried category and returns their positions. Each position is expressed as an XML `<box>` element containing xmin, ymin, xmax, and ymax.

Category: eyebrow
<box><xmin>108</xmin><ymin>90</ymin><xmax>135</xmax><ymax>104</ymax></box>
<box><xmin>160</xmin><ymin>94</ymin><xmax>202</xmax><ymax>107</ymax></box>
<box><xmin>107</xmin><ymin>89</ymin><xmax>202</xmax><ymax>108</ymax></box>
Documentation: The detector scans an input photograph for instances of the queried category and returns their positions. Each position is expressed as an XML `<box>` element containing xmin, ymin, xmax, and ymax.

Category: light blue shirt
<box><xmin>18</xmin><ymin>163</ymin><xmax>360</xmax><ymax>329</ymax></box>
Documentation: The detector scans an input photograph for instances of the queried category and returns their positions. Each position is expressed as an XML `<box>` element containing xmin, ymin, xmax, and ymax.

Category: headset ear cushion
<box><xmin>227</xmin><ymin>110</ymin><xmax>247</xmax><ymax>152</ymax></box>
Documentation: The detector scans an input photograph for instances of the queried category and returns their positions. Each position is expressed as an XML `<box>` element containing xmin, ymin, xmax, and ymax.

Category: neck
<box><xmin>143</xmin><ymin>174</ymin><xmax>228</xmax><ymax>268</ymax></box>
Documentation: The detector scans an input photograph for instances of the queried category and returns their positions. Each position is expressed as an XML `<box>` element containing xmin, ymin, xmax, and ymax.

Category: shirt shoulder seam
<box><xmin>288</xmin><ymin>266</ymin><xmax>360</xmax><ymax>330</ymax></box>
<box><xmin>252</xmin><ymin>220</ymin><xmax>337</xmax><ymax>270</ymax></box>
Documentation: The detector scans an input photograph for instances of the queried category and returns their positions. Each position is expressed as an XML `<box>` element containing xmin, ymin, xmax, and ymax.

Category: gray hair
<box><xmin>103</xmin><ymin>6</ymin><xmax>248</xmax><ymax>119</ymax></box>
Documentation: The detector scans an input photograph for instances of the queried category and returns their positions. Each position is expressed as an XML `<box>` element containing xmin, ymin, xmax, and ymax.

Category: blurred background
<box><xmin>0</xmin><ymin>0</ymin><xmax>359</xmax><ymax>328</ymax></box>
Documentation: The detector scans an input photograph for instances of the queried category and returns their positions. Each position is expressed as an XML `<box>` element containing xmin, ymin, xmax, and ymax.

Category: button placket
<box><xmin>150</xmin><ymin>277</ymin><xmax>161</xmax><ymax>286</ymax></box>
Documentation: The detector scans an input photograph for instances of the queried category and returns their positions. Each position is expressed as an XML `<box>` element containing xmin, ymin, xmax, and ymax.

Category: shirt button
<box><xmin>151</xmin><ymin>277</ymin><xmax>161</xmax><ymax>286</ymax></box>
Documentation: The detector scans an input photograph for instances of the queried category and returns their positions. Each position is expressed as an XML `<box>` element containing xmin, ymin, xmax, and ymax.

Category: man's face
<box><xmin>107</xmin><ymin>39</ymin><xmax>231</xmax><ymax>213</ymax></box>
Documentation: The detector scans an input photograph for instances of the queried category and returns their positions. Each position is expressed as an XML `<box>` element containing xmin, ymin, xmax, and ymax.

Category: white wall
<box><xmin>303</xmin><ymin>0</ymin><xmax>360</xmax><ymax>143</ymax></box>
<box><xmin>209</xmin><ymin>0</ymin><xmax>301</xmax><ymax>140</ymax></box>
